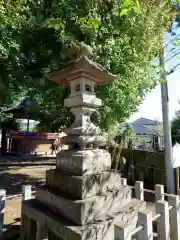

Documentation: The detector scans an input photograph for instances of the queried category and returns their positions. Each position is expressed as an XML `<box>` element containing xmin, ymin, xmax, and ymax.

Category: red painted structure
<box><xmin>8</xmin><ymin>132</ymin><xmax>59</xmax><ymax>155</ymax></box>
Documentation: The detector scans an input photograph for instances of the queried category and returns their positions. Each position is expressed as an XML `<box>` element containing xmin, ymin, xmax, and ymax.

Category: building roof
<box><xmin>132</xmin><ymin>117</ymin><xmax>161</xmax><ymax>126</ymax></box>
<box><xmin>120</xmin><ymin>118</ymin><xmax>161</xmax><ymax>135</ymax></box>
<box><xmin>131</xmin><ymin>124</ymin><xmax>152</xmax><ymax>135</ymax></box>
<box><xmin>131</xmin><ymin>118</ymin><xmax>161</xmax><ymax>135</ymax></box>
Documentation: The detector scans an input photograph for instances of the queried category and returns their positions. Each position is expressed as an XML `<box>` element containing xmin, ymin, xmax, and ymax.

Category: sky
<box><xmin>131</xmin><ymin>26</ymin><xmax>180</xmax><ymax>122</ymax></box>
<box><xmin>131</xmin><ymin>71</ymin><xmax>180</xmax><ymax>121</ymax></box>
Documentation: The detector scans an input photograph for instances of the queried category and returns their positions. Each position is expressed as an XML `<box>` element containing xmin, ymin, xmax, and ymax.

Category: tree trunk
<box><xmin>1</xmin><ymin>125</ymin><xmax>7</xmax><ymax>155</ymax></box>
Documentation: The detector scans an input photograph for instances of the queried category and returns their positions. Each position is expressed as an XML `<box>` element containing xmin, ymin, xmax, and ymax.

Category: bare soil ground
<box><xmin>0</xmin><ymin>165</ymin><xmax>54</xmax><ymax>196</ymax></box>
<box><xmin>1</xmin><ymin>165</ymin><xmax>53</xmax><ymax>231</ymax></box>
<box><xmin>4</xmin><ymin>198</ymin><xmax>22</xmax><ymax>230</ymax></box>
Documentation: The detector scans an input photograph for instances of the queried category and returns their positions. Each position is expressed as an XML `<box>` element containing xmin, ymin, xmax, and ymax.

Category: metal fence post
<box><xmin>136</xmin><ymin>210</ymin><xmax>153</xmax><ymax>240</ymax></box>
<box><xmin>0</xmin><ymin>189</ymin><xmax>6</xmax><ymax>238</ymax></box>
<box><xmin>22</xmin><ymin>185</ymin><xmax>32</xmax><ymax>200</ymax></box>
<box><xmin>155</xmin><ymin>184</ymin><xmax>164</xmax><ymax>201</ymax></box>
<box><xmin>135</xmin><ymin>181</ymin><xmax>144</xmax><ymax>201</ymax></box>
<box><xmin>156</xmin><ymin>200</ymin><xmax>170</xmax><ymax>240</ymax></box>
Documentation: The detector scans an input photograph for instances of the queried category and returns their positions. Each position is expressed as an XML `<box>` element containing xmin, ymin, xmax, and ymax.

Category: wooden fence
<box><xmin>115</xmin><ymin>180</ymin><xmax>180</xmax><ymax>240</ymax></box>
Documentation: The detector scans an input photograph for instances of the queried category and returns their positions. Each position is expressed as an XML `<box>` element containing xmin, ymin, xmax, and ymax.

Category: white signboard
<box><xmin>172</xmin><ymin>142</ymin><xmax>180</xmax><ymax>168</ymax></box>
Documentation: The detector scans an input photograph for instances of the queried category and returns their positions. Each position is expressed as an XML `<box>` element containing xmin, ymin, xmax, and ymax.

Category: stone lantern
<box><xmin>48</xmin><ymin>47</ymin><xmax>115</xmax><ymax>149</ymax></box>
<box><xmin>19</xmin><ymin>43</ymin><xmax>145</xmax><ymax>240</ymax></box>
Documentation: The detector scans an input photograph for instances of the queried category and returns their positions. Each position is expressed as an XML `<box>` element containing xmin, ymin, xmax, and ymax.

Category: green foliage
<box><xmin>1</xmin><ymin>118</ymin><xmax>22</xmax><ymax>131</ymax></box>
<box><xmin>120</xmin><ymin>0</ymin><xmax>140</xmax><ymax>16</ymax></box>
<box><xmin>171</xmin><ymin>102</ymin><xmax>180</xmax><ymax>143</ymax></box>
<box><xmin>0</xmin><ymin>0</ymin><xmax>178</xmax><ymax>130</ymax></box>
<box><xmin>102</xmin><ymin>122</ymin><xmax>132</xmax><ymax>169</ymax></box>
<box><xmin>102</xmin><ymin>122</ymin><xmax>132</xmax><ymax>145</ymax></box>
<box><xmin>172</xmin><ymin>118</ymin><xmax>180</xmax><ymax>135</ymax></box>
<box><xmin>0</xmin><ymin>0</ymin><xmax>33</xmax><ymax>122</ymax></box>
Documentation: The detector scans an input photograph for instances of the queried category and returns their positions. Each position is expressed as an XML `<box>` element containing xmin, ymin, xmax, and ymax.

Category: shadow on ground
<box><xmin>0</xmin><ymin>168</ymin><xmax>47</xmax><ymax>195</ymax></box>
<box><xmin>3</xmin><ymin>224</ymin><xmax>20</xmax><ymax>240</ymax></box>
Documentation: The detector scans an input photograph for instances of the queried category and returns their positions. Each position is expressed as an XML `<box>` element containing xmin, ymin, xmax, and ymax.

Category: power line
<box><xmin>165</xmin><ymin>51</ymin><xmax>180</xmax><ymax>63</ymax></box>
<box><xmin>167</xmin><ymin>61</ymin><xmax>180</xmax><ymax>74</ymax></box>
<box><xmin>164</xmin><ymin>33</ymin><xmax>180</xmax><ymax>49</ymax></box>
<box><xmin>163</xmin><ymin>33</ymin><xmax>180</xmax><ymax>63</ymax></box>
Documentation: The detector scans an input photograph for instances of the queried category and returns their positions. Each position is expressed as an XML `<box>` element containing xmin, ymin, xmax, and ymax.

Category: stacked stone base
<box><xmin>35</xmin><ymin>186</ymin><xmax>132</xmax><ymax>225</ymax></box>
<box><xmin>46</xmin><ymin>169</ymin><xmax>123</xmax><ymax>199</ymax></box>
<box><xmin>20</xmin><ymin>149</ymin><xmax>146</xmax><ymax>240</ymax></box>
<box><xmin>21</xmin><ymin>198</ymin><xmax>145</xmax><ymax>240</ymax></box>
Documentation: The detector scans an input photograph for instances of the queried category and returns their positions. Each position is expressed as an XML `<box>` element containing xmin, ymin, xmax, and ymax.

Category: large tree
<box><xmin>0</xmin><ymin>0</ymin><xmax>34</xmax><ymax>122</ymax></box>
<box><xmin>0</xmin><ymin>0</ymin><xmax>179</xmax><ymax>130</ymax></box>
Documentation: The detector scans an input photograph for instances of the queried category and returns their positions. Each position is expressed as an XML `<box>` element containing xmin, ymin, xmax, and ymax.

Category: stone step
<box><xmin>56</xmin><ymin>149</ymin><xmax>111</xmax><ymax>176</ymax></box>
<box><xmin>21</xmin><ymin>198</ymin><xmax>146</xmax><ymax>240</ymax></box>
<box><xmin>35</xmin><ymin>186</ymin><xmax>132</xmax><ymax>225</ymax></box>
<box><xmin>46</xmin><ymin>169</ymin><xmax>121</xmax><ymax>199</ymax></box>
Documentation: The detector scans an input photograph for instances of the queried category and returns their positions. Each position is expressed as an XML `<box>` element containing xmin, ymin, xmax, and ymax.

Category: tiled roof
<box><xmin>120</xmin><ymin>118</ymin><xmax>161</xmax><ymax>135</ymax></box>
<box><xmin>132</xmin><ymin>117</ymin><xmax>161</xmax><ymax>126</ymax></box>
<box><xmin>131</xmin><ymin>118</ymin><xmax>161</xmax><ymax>134</ymax></box>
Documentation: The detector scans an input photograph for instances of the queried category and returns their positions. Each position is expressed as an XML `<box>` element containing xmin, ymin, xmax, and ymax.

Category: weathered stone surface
<box><xmin>64</xmin><ymin>107</ymin><xmax>101</xmax><ymax>136</ymax></box>
<box><xmin>22</xmin><ymin>199</ymin><xmax>146</xmax><ymax>240</ymax></box>
<box><xmin>36</xmin><ymin>186</ymin><xmax>132</xmax><ymax>225</ymax></box>
<box><xmin>46</xmin><ymin>169</ymin><xmax>121</xmax><ymax>199</ymax></box>
<box><xmin>56</xmin><ymin>149</ymin><xmax>111</xmax><ymax>175</ymax></box>
<box><xmin>64</xmin><ymin>93</ymin><xmax>102</xmax><ymax>109</ymax></box>
<box><xmin>61</xmin><ymin>135</ymin><xmax>107</xmax><ymax>148</ymax></box>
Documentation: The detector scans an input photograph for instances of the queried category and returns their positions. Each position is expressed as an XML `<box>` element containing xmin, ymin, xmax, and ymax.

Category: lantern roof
<box><xmin>47</xmin><ymin>44</ymin><xmax>116</xmax><ymax>85</ymax></box>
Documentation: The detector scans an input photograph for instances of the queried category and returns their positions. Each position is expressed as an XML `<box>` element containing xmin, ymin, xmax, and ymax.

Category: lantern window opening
<box><xmin>75</xmin><ymin>84</ymin><xmax>81</xmax><ymax>92</ymax></box>
<box><xmin>85</xmin><ymin>84</ymin><xmax>91</xmax><ymax>92</ymax></box>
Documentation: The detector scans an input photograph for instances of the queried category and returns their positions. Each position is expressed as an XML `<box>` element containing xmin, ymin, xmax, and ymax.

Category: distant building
<box><xmin>131</xmin><ymin>118</ymin><xmax>162</xmax><ymax>135</ymax></box>
<box><xmin>122</xmin><ymin>118</ymin><xmax>164</xmax><ymax>150</ymax></box>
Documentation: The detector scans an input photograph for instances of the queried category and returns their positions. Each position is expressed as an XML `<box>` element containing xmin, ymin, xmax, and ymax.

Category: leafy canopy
<box><xmin>0</xmin><ymin>0</ymin><xmax>179</xmax><ymax>130</ymax></box>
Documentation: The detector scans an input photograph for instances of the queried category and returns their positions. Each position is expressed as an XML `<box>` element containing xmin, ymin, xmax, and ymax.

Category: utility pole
<box><xmin>159</xmin><ymin>47</ymin><xmax>175</xmax><ymax>194</ymax></box>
